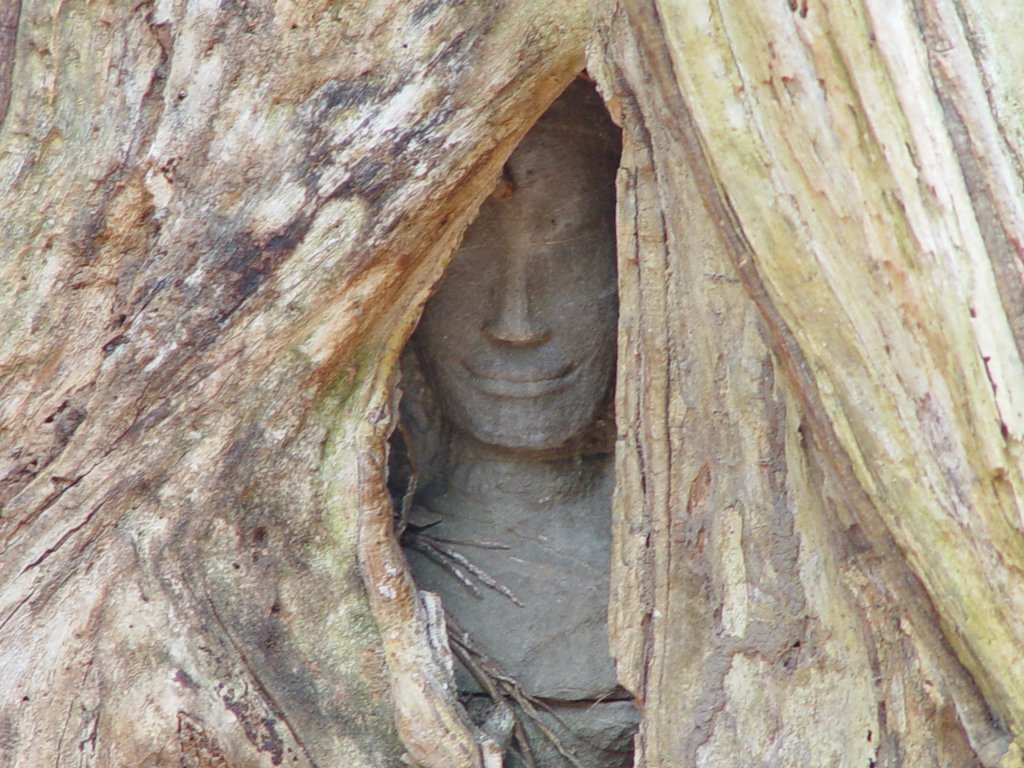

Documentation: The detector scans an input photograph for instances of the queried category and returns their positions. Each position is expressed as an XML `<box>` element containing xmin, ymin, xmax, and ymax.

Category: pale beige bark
<box><xmin>0</xmin><ymin>2</ymin><xmax>589</xmax><ymax>765</ymax></box>
<box><xmin>2</xmin><ymin>0</ymin><xmax>1022</xmax><ymax>767</ymax></box>
<box><xmin>598</xmin><ymin>1</ymin><xmax>1023</xmax><ymax>766</ymax></box>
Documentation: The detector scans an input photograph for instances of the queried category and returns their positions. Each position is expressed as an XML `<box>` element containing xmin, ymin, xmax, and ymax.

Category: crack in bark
<box><xmin>202</xmin><ymin>585</ymin><xmax>319</xmax><ymax>768</ymax></box>
<box><xmin>20</xmin><ymin>497</ymin><xmax>101</xmax><ymax>574</ymax></box>
<box><xmin>0</xmin><ymin>0</ymin><xmax>19</xmax><ymax>128</ymax></box>
<box><xmin>0</xmin><ymin>588</ymin><xmax>34</xmax><ymax>634</ymax></box>
<box><xmin>911</xmin><ymin>0</ymin><xmax>1024</xmax><ymax>367</ymax></box>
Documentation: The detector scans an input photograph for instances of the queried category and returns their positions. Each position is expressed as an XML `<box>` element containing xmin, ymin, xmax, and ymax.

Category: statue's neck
<box><xmin>440</xmin><ymin>432</ymin><xmax>607</xmax><ymax>504</ymax></box>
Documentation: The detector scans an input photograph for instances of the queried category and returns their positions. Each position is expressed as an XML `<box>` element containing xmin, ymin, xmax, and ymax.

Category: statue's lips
<box><xmin>461</xmin><ymin>359</ymin><xmax>578</xmax><ymax>398</ymax></box>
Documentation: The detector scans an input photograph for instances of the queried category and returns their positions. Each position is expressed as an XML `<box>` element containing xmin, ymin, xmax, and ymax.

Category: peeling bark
<box><xmin>2</xmin><ymin>0</ymin><xmax>1023</xmax><ymax>766</ymax></box>
<box><xmin>0</xmin><ymin>2</ymin><xmax>590</xmax><ymax>765</ymax></box>
<box><xmin>596</xmin><ymin>0</ymin><xmax>1023</xmax><ymax>765</ymax></box>
<box><xmin>0</xmin><ymin>0</ymin><xmax>18</xmax><ymax>127</ymax></box>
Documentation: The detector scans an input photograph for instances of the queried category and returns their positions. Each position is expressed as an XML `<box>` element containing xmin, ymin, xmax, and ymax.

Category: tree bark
<box><xmin>0</xmin><ymin>2</ymin><xmax>590</xmax><ymax>765</ymax></box>
<box><xmin>2</xmin><ymin>0</ymin><xmax>1022</xmax><ymax>767</ymax></box>
<box><xmin>598</xmin><ymin>3</ymin><xmax>1018</xmax><ymax>764</ymax></box>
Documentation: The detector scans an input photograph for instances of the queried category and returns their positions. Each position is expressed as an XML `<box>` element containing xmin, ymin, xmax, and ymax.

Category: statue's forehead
<box><xmin>509</xmin><ymin>125</ymin><xmax>618</xmax><ymax>169</ymax></box>
<box><xmin>496</xmin><ymin>135</ymin><xmax>617</xmax><ymax>215</ymax></box>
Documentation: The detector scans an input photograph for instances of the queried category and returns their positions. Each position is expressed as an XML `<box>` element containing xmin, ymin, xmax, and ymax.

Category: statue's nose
<box><xmin>483</xmin><ymin>259</ymin><xmax>550</xmax><ymax>347</ymax></box>
<box><xmin>483</xmin><ymin>304</ymin><xmax>551</xmax><ymax>347</ymax></box>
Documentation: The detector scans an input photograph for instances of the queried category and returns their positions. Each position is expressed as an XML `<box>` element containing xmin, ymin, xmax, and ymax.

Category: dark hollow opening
<box><xmin>390</xmin><ymin>77</ymin><xmax>635</xmax><ymax>768</ymax></box>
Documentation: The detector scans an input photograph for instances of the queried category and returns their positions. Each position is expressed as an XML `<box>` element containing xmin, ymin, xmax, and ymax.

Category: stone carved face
<box><xmin>415</xmin><ymin>107</ymin><xmax>619</xmax><ymax>452</ymax></box>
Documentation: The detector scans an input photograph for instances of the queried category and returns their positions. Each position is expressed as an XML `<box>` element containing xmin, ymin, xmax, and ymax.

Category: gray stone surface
<box><xmin>464</xmin><ymin>696</ymin><xmax>638</xmax><ymax>768</ymax></box>
<box><xmin>412</xmin><ymin>81</ymin><xmax>619</xmax><ymax>457</ymax></box>
<box><xmin>400</xmin><ymin>79</ymin><xmax>636</xmax><ymax>767</ymax></box>
<box><xmin>408</xmin><ymin>455</ymin><xmax>619</xmax><ymax>700</ymax></box>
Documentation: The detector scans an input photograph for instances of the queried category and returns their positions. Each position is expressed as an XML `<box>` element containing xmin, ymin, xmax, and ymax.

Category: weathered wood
<box><xmin>0</xmin><ymin>0</ymin><xmax>18</xmax><ymax>126</ymax></box>
<box><xmin>659</xmin><ymin>0</ymin><xmax>1024</xmax><ymax>731</ymax></box>
<box><xmin>0</xmin><ymin>2</ymin><xmax>589</xmax><ymax>765</ymax></box>
<box><xmin>2</xmin><ymin>0</ymin><xmax>1023</xmax><ymax>766</ymax></box>
<box><xmin>595</xmin><ymin>0</ymin><xmax>1023</xmax><ymax>765</ymax></box>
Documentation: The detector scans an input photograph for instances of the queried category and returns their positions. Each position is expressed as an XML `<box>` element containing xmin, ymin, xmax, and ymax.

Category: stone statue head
<box><xmin>414</xmin><ymin>81</ymin><xmax>620</xmax><ymax>453</ymax></box>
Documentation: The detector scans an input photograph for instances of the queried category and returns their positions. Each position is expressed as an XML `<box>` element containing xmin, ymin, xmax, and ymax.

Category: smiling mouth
<box><xmin>461</xmin><ymin>360</ymin><xmax>578</xmax><ymax>398</ymax></box>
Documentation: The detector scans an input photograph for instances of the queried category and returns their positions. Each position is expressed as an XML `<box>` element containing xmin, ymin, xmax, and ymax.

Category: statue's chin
<box><xmin>428</xmin><ymin>366</ymin><xmax>610</xmax><ymax>454</ymax></box>
<box><xmin>454</xmin><ymin>412</ymin><xmax>592</xmax><ymax>455</ymax></box>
